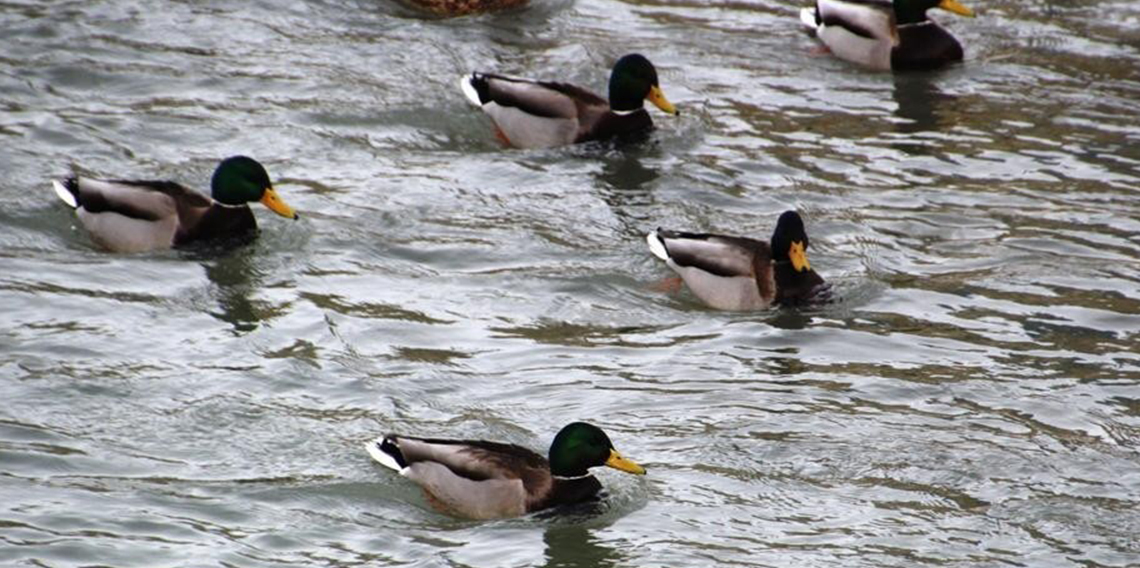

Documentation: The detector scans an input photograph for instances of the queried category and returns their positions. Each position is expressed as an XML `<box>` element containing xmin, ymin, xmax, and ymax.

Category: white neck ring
<box><xmin>552</xmin><ymin>473</ymin><xmax>595</xmax><ymax>481</ymax></box>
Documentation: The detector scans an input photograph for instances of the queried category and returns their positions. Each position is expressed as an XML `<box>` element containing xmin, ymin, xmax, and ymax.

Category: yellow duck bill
<box><xmin>647</xmin><ymin>85</ymin><xmax>679</xmax><ymax>116</ymax></box>
<box><xmin>605</xmin><ymin>449</ymin><xmax>647</xmax><ymax>475</ymax></box>
<box><xmin>260</xmin><ymin>187</ymin><xmax>299</xmax><ymax>220</ymax></box>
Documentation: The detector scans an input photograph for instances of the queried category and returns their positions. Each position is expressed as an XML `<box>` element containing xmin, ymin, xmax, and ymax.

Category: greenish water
<box><xmin>1</xmin><ymin>0</ymin><xmax>1139</xmax><ymax>566</ymax></box>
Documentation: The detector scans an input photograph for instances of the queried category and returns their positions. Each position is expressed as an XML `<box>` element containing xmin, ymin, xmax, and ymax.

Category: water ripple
<box><xmin>2</xmin><ymin>0</ymin><xmax>1139</xmax><ymax>566</ymax></box>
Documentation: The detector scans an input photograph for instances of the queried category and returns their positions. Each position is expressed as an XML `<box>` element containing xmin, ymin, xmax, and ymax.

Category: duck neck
<box><xmin>546</xmin><ymin>471</ymin><xmax>604</xmax><ymax>509</ymax></box>
<box><xmin>893</xmin><ymin>1</ymin><xmax>931</xmax><ymax>25</ymax></box>
<box><xmin>608</xmin><ymin>80</ymin><xmax>646</xmax><ymax>114</ymax></box>
<box><xmin>180</xmin><ymin>203</ymin><xmax>256</xmax><ymax>245</ymax></box>
<box><xmin>773</xmin><ymin>259</ymin><xmax>814</xmax><ymax>290</ymax></box>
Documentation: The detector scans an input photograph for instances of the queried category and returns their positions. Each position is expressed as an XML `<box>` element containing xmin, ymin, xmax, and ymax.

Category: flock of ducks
<box><xmin>50</xmin><ymin>0</ymin><xmax>976</xmax><ymax>520</ymax></box>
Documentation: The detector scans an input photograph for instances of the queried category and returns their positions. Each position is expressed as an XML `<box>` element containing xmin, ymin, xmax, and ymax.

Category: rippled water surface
<box><xmin>2</xmin><ymin>0</ymin><xmax>1139</xmax><ymax>566</ymax></box>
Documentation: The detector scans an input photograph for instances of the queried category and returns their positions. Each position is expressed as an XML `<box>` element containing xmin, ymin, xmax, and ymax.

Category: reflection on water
<box><xmin>764</xmin><ymin>350</ymin><xmax>811</xmax><ymax>376</ymax></box>
<box><xmin>597</xmin><ymin>147</ymin><xmax>661</xmax><ymax>192</ymax></box>
<box><xmin>596</xmin><ymin>146</ymin><xmax>662</xmax><ymax>238</ymax></box>
<box><xmin>542</xmin><ymin>524</ymin><xmax>623</xmax><ymax>568</ymax></box>
<box><xmin>194</xmin><ymin>241</ymin><xmax>267</xmax><ymax>334</ymax></box>
<box><xmin>892</xmin><ymin>72</ymin><xmax>956</xmax><ymax>138</ymax></box>
<box><xmin>767</xmin><ymin>309</ymin><xmax>815</xmax><ymax>331</ymax></box>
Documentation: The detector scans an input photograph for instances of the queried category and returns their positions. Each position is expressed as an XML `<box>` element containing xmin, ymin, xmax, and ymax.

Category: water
<box><xmin>2</xmin><ymin>0</ymin><xmax>1139</xmax><ymax>566</ymax></box>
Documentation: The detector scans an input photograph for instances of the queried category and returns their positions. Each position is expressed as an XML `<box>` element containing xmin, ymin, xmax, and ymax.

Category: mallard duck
<box><xmin>799</xmin><ymin>0</ymin><xmax>975</xmax><ymax>71</ymax></box>
<box><xmin>51</xmin><ymin>156</ymin><xmax>298</xmax><ymax>253</ymax></box>
<box><xmin>365</xmin><ymin>422</ymin><xmax>646</xmax><ymax>519</ymax></box>
<box><xmin>647</xmin><ymin>210</ymin><xmax>828</xmax><ymax>310</ymax></box>
<box><xmin>459</xmin><ymin>53</ymin><xmax>679</xmax><ymax>149</ymax></box>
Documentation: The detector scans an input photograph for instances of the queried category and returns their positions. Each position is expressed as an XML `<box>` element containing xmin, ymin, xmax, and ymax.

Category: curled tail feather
<box><xmin>366</xmin><ymin>436</ymin><xmax>408</xmax><ymax>473</ymax></box>
<box><xmin>646</xmin><ymin>229</ymin><xmax>670</xmax><ymax>261</ymax></box>
<box><xmin>460</xmin><ymin>73</ymin><xmax>488</xmax><ymax>107</ymax></box>
<box><xmin>52</xmin><ymin>179</ymin><xmax>79</xmax><ymax>209</ymax></box>
<box><xmin>800</xmin><ymin>6</ymin><xmax>820</xmax><ymax>31</ymax></box>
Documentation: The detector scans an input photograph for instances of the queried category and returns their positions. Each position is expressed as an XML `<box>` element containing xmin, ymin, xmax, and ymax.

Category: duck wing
<box><xmin>463</xmin><ymin>73</ymin><xmax>606</xmax><ymax>117</ymax></box>
<box><xmin>367</xmin><ymin>435</ymin><xmax>553</xmax><ymax>519</ymax></box>
<box><xmin>392</xmin><ymin>436</ymin><xmax>547</xmax><ymax>479</ymax></box>
<box><xmin>648</xmin><ymin>229</ymin><xmax>779</xmax><ymax>310</ymax></box>
<box><xmin>461</xmin><ymin>73</ymin><xmax>607</xmax><ymax>148</ymax></box>
<box><xmin>52</xmin><ymin>177</ymin><xmax>214</xmax><ymax>252</ymax></box>
<box><xmin>649</xmin><ymin>229</ymin><xmax>768</xmax><ymax>278</ymax></box>
<box><xmin>54</xmin><ymin>177</ymin><xmax>210</xmax><ymax>220</ymax></box>
<box><xmin>815</xmin><ymin>0</ymin><xmax>896</xmax><ymax>41</ymax></box>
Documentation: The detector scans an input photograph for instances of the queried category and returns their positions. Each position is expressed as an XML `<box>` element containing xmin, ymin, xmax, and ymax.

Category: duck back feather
<box><xmin>461</xmin><ymin>72</ymin><xmax>653</xmax><ymax>148</ymax></box>
<box><xmin>648</xmin><ymin>229</ymin><xmax>775</xmax><ymax>310</ymax></box>
<box><xmin>367</xmin><ymin>435</ymin><xmax>558</xmax><ymax>519</ymax></box>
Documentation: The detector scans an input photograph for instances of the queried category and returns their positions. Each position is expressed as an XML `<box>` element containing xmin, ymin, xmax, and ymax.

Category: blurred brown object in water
<box><xmin>405</xmin><ymin>0</ymin><xmax>527</xmax><ymax>16</ymax></box>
